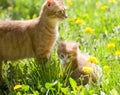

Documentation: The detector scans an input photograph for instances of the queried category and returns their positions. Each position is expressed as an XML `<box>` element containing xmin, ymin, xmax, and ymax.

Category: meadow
<box><xmin>0</xmin><ymin>0</ymin><xmax>120</xmax><ymax>95</ymax></box>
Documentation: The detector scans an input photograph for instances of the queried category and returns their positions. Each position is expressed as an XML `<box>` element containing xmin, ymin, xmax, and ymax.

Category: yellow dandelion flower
<box><xmin>101</xmin><ymin>5</ymin><xmax>109</xmax><ymax>10</ymax></box>
<box><xmin>82</xmin><ymin>13</ymin><xmax>89</xmax><ymax>18</ymax></box>
<box><xmin>103</xmin><ymin>65</ymin><xmax>110</xmax><ymax>71</ymax></box>
<box><xmin>14</xmin><ymin>84</ymin><xmax>22</xmax><ymax>90</ymax></box>
<box><xmin>85</xmin><ymin>27</ymin><xmax>93</xmax><ymax>34</ymax></box>
<box><xmin>115</xmin><ymin>50</ymin><xmax>120</xmax><ymax>56</ymax></box>
<box><xmin>107</xmin><ymin>42</ymin><xmax>115</xmax><ymax>49</ymax></box>
<box><xmin>87</xmin><ymin>56</ymin><xmax>98</xmax><ymax>64</ymax></box>
<box><xmin>76</xmin><ymin>18</ymin><xmax>83</xmax><ymax>25</ymax></box>
<box><xmin>82</xmin><ymin>66</ymin><xmax>93</xmax><ymax>74</ymax></box>
<box><xmin>8</xmin><ymin>6</ymin><xmax>13</xmax><ymax>11</ymax></box>
<box><xmin>66</xmin><ymin>0</ymin><xmax>73</xmax><ymax>6</ymax></box>
<box><xmin>109</xmin><ymin>0</ymin><xmax>116</xmax><ymax>3</ymax></box>
<box><xmin>69</xmin><ymin>17</ymin><xmax>77</xmax><ymax>22</ymax></box>
<box><xmin>96</xmin><ymin>1</ymin><xmax>102</xmax><ymax>7</ymax></box>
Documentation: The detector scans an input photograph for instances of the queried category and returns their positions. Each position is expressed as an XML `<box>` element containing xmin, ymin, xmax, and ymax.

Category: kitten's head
<box><xmin>57</xmin><ymin>42</ymin><xmax>79</xmax><ymax>66</ymax></box>
<box><xmin>42</xmin><ymin>0</ymin><xmax>67</xmax><ymax>20</ymax></box>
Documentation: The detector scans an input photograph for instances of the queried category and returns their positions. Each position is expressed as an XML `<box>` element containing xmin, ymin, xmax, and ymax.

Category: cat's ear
<box><xmin>46</xmin><ymin>0</ymin><xmax>54</xmax><ymax>8</ymax></box>
<box><xmin>72</xmin><ymin>43</ymin><xmax>79</xmax><ymax>50</ymax></box>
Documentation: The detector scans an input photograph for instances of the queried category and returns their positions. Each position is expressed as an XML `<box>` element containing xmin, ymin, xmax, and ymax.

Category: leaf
<box><xmin>45</xmin><ymin>81</ymin><xmax>58</xmax><ymax>89</ymax></box>
<box><xmin>33</xmin><ymin>91</ymin><xmax>39</xmax><ymax>95</ymax></box>
<box><xmin>61</xmin><ymin>87</ymin><xmax>68</xmax><ymax>95</ymax></box>
<box><xmin>45</xmin><ymin>82</ymin><xmax>53</xmax><ymax>89</ymax></box>
<box><xmin>22</xmin><ymin>84</ymin><xmax>30</xmax><ymax>92</ymax></box>
<box><xmin>69</xmin><ymin>77</ymin><xmax>77</xmax><ymax>91</ymax></box>
<box><xmin>16</xmin><ymin>92</ymin><xmax>22</xmax><ymax>95</ymax></box>
<box><xmin>38</xmin><ymin>81</ymin><xmax>42</xmax><ymax>89</ymax></box>
<box><xmin>57</xmin><ymin>82</ymin><xmax>63</xmax><ymax>89</ymax></box>
<box><xmin>40</xmin><ymin>87</ymin><xmax>46</xmax><ymax>93</ymax></box>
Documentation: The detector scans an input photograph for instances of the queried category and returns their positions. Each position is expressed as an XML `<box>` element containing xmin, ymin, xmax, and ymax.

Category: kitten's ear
<box><xmin>58</xmin><ymin>42</ymin><xmax>64</xmax><ymax>48</ymax></box>
<box><xmin>46</xmin><ymin>0</ymin><xmax>54</xmax><ymax>8</ymax></box>
<box><xmin>72</xmin><ymin>43</ymin><xmax>79</xmax><ymax>50</ymax></box>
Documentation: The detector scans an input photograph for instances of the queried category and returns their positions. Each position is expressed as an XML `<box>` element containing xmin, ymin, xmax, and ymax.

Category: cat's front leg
<box><xmin>36</xmin><ymin>50</ymin><xmax>52</xmax><ymax>64</ymax></box>
<box><xmin>36</xmin><ymin>54</ymin><xmax>50</xmax><ymax>64</ymax></box>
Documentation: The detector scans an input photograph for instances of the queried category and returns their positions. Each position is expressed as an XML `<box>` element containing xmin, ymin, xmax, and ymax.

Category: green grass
<box><xmin>0</xmin><ymin>0</ymin><xmax>120</xmax><ymax>95</ymax></box>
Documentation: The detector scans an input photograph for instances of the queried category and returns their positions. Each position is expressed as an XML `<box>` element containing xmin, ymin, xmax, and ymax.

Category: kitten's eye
<box><xmin>60</xmin><ymin>54</ymin><xmax>64</xmax><ymax>59</ymax></box>
<box><xmin>67</xmin><ymin>55</ymin><xmax>72</xmax><ymax>58</ymax></box>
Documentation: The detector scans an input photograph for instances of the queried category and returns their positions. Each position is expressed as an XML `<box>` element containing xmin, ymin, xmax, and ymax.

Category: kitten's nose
<box><xmin>62</xmin><ymin>60</ymin><xmax>66</xmax><ymax>64</ymax></box>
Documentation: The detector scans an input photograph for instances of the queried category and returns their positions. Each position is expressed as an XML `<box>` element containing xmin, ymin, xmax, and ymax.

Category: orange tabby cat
<box><xmin>0</xmin><ymin>0</ymin><xmax>67</xmax><ymax>90</ymax></box>
<box><xmin>57</xmin><ymin>42</ymin><xmax>103</xmax><ymax>85</ymax></box>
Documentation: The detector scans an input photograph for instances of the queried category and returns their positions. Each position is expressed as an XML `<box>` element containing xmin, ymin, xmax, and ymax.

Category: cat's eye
<box><xmin>57</xmin><ymin>10</ymin><xmax>64</xmax><ymax>14</ymax></box>
<box><xmin>60</xmin><ymin>54</ymin><xmax>64</xmax><ymax>59</ymax></box>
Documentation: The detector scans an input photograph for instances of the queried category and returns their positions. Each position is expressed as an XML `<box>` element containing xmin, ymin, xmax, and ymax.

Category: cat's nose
<box><xmin>62</xmin><ymin>12</ymin><xmax>67</xmax><ymax>19</ymax></box>
<box><xmin>64</xmin><ymin>14</ymin><xmax>67</xmax><ymax>18</ymax></box>
<box><xmin>63</xmin><ymin>12</ymin><xmax>67</xmax><ymax>18</ymax></box>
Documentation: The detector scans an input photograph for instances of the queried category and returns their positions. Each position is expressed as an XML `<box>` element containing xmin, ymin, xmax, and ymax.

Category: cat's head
<box><xmin>57</xmin><ymin>42</ymin><xmax>79</xmax><ymax>65</ymax></box>
<box><xmin>42</xmin><ymin>0</ymin><xmax>67</xmax><ymax>20</ymax></box>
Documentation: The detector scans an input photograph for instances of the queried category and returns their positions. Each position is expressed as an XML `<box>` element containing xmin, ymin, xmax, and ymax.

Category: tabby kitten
<box><xmin>57</xmin><ymin>42</ymin><xmax>103</xmax><ymax>85</ymax></box>
<box><xmin>0</xmin><ymin>0</ymin><xmax>67</xmax><ymax>89</ymax></box>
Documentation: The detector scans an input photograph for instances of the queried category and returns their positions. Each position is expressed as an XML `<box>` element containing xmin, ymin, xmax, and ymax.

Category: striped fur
<box><xmin>0</xmin><ymin>0</ymin><xmax>67</xmax><ymax>86</ymax></box>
